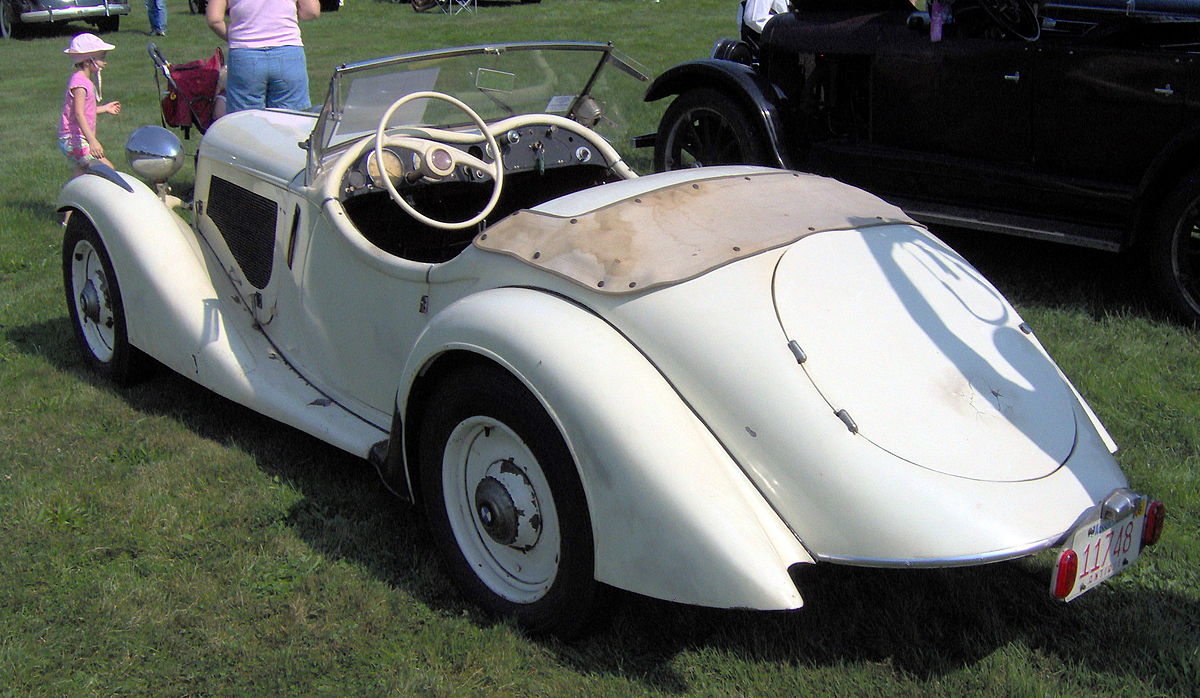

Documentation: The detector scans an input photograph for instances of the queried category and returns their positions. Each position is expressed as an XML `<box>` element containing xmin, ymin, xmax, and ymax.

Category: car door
<box><xmin>866</xmin><ymin>33</ymin><xmax>1034</xmax><ymax>206</ymax></box>
<box><xmin>1031</xmin><ymin>40</ymin><xmax>1192</xmax><ymax>187</ymax></box>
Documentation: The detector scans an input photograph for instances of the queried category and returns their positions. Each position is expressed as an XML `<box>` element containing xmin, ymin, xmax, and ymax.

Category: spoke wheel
<box><xmin>1149</xmin><ymin>171</ymin><xmax>1200</xmax><ymax>326</ymax></box>
<box><xmin>654</xmin><ymin>88</ymin><xmax>767</xmax><ymax>172</ymax></box>
<box><xmin>62</xmin><ymin>216</ymin><xmax>146</xmax><ymax>384</ymax></box>
<box><xmin>419</xmin><ymin>365</ymin><xmax>601</xmax><ymax>635</ymax></box>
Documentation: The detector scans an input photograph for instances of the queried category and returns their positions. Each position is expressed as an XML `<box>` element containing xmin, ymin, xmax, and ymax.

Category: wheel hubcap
<box><xmin>473</xmin><ymin>460</ymin><xmax>543</xmax><ymax>550</ymax></box>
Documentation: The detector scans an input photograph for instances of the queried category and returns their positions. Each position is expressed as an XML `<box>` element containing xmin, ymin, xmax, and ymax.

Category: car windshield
<box><xmin>307</xmin><ymin>42</ymin><xmax>649</xmax><ymax>179</ymax></box>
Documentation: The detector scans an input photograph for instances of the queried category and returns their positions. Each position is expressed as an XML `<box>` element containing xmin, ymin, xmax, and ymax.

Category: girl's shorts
<box><xmin>58</xmin><ymin>135</ymin><xmax>95</xmax><ymax>166</ymax></box>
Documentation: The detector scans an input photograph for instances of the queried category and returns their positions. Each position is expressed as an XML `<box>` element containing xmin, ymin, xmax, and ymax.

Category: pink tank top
<box><xmin>227</xmin><ymin>0</ymin><xmax>303</xmax><ymax>49</ymax></box>
<box><xmin>59</xmin><ymin>71</ymin><xmax>96</xmax><ymax>138</ymax></box>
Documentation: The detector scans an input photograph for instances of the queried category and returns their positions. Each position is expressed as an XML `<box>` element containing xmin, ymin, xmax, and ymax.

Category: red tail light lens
<box><xmin>1053</xmin><ymin>549</ymin><xmax>1078</xmax><ymax>600</ymax></box>
<box><xmin>1141</xmin><ymin>500</ymin><xmax>1165</xmax><ymax>548</ymax></box>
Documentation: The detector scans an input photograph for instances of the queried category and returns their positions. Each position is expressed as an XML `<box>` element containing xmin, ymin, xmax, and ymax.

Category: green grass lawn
<box><xmin>2</xmin><ymin>1</ymin><xmax>1198</xmax><ymax>695</ymax></box>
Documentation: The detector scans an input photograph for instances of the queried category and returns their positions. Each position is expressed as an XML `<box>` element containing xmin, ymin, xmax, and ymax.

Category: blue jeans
<box><xmin>226</xmin><ymin>46</ymin><xmax>311</xmax><ymax>113</ymax></box>
<box><xmin>145</xmin><ymin>0</ymin><xmax>166</xmax><ymax>32</ymax></box>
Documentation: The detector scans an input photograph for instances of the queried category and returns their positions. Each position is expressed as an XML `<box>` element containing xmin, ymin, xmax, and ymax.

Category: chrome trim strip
<box><xmin>816</xmin><ymin>532</ymin><xmax>1066</xmax><ymax>569</ymax></box>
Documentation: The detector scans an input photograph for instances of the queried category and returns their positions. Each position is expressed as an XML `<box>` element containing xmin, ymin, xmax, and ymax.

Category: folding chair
<box><xmin>438</xmin><ymin>0</ymin><xmax>476</xmax><ymax>14</ymax></box>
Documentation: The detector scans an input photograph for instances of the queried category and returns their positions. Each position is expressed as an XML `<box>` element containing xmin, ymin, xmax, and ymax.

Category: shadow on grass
<box><xmin>7</xmin><ymin>236</ymin><xmax>1195</xmax><ymax>695</ymax></box>
<box><xmin>933</xmin><ymin>226</ymin><xmax>1169</xmax><ymax>323</ymax></box>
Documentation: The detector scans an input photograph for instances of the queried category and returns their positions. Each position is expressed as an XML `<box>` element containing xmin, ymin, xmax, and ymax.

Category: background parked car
<box><xmin>645</xmin><ymin>0</ymin><xmax>1200</xmax><ymax>324</ymax></box>
<box><xmin>1</xmin><ymin>0</ymin><xmax>127</xmax><ymax>38</ymax></box>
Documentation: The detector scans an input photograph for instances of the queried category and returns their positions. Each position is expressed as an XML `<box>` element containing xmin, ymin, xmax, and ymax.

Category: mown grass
<box><xmin>1</xmin><ymin>1</ymin><xmax>1198</xmax><ymax>695</ymax></box>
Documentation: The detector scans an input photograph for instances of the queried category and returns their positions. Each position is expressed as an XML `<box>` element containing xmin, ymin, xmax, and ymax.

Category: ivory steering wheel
<box><xmin>373</xmin><ymin>91</ymin><xmax>504</xmax><ymax>230</ymax></box>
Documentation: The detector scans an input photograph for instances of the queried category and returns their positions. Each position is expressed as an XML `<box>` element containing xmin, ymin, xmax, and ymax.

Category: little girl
<box><xmin>59</xmin><ymin>33</ymin><xmax>122</xmax><ymax>178</ymax></box>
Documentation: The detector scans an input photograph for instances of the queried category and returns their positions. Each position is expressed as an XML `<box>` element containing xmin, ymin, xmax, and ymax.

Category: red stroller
<box><xmin>149</xmin><ymin>42</ymin><xmax>224</xmax><ymax>139</ymax></box>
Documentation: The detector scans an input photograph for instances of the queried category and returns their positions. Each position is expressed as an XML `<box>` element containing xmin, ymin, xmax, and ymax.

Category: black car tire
<box><xmin>418</xmin><ymin>364</ymin><xmax>603</xmax><ymax>636</ymax></box>
<box><xmin>654</xmin><ymin>88</ymin><xmax>768</xmax><ymax>172</ymax></box>
<box><xmin>1</xmin><ymin>0</ymin><xmax>21</xmax><ymax>39</ymax></box>
<box><xmin>94</xmin><ymin>14</ymin><xmax>119</xmax><ymax>33</ymax></box>
<box><xmin>1148</xmin><ymin>170</ymin><xmax>1200</xmax><ymax>325</ymax></box>
<box><xmin>63</xmin><ymin>215</ymin><xmax>148</xmax><ymax>385</ymax></box>
<box><xmin>188</xmin><ymin>0</ymin><xmax>207</xmax><ymax>13</ymax></box>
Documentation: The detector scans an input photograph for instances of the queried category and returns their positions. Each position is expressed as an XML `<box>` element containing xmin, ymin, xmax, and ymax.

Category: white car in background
<box><xmin>56</xmin><ymin>42</ymin><xmax>1164</xmax><ymax>635</ymax></box>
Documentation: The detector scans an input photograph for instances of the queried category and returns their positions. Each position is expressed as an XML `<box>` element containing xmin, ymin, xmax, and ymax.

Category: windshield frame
<box><xmin>305</xmin><ymin>41</ymin><xmax>648</xmax><ymax>183</ymax></box>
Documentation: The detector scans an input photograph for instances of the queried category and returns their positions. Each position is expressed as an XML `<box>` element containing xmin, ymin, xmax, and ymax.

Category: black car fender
<box><xmin>644</xmin><ymin>58</ymin><xmax>793</xmax><ymax>170</ymax></box>
<box><xmin>1129</xmin><ymin>124</ymin><xmax>1200</xmax><ymax>249</ymax></box>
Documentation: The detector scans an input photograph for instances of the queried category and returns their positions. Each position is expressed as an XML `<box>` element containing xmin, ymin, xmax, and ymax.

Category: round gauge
<box><xmin>366</xmin><ymin>148</ymin><xmax>405</xmax><ymax>187</ymax></box>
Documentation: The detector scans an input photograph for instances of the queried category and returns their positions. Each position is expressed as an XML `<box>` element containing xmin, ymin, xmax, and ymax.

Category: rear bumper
<box><xmin>20</xmin><ymin>3</ymin><xmax>129</xmax><ymax>23</ymax></box>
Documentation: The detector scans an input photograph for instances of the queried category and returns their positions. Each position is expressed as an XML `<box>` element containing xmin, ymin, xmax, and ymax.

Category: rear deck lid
<box><xmin>773</xmin><ymin>224</ymin><xmax>1077</xmax><ymax>481</ymax></box>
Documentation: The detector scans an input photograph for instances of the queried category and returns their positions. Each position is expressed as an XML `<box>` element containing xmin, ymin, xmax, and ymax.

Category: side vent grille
<box><xmin>207</xmin><ymin>176</ymin><xmax>277</xmax><ymax>289</ymax></box>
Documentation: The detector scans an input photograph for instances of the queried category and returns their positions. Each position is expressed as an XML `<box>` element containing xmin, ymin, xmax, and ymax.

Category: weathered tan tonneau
<box><xmin>475</xmin><ymin>170</ymin><xmax>917</xmax><ymax>294</ymax></box>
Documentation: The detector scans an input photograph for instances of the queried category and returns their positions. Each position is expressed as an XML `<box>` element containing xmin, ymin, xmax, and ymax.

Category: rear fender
<box><xmin>399</xmin><ymin>287</ymin><xmax>813</xmax><ymax>610</ymax></box>
<box><xmin>645</xmin><ymin>59</ymin><xmax>793</xmax><ymax>169</ymax></box>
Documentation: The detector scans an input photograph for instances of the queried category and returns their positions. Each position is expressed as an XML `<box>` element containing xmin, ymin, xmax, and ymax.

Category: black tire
<box><xmin>1148</xmin><ymin>170</ymin><xmax>1200</xmax><ymax>326</ymax></box>
<box><xmin>62</xmin><ymin>215</ymin><xmax>148</xmax><ymax>385</ymax></box>
<box><xmin>94</xmin><ymin>15</ymin><xmax>119</xmax><ymax>33</ymax></box>
<box><xmin>653</xmin><ymin>87</ymin><xmax>768</xmax><ymax>172</ymax></box>
<box><xmin>1</xmin><ymin>0</ymin><xmax>20</xmax><ymax>39</ymax></box>
<box><xmin>418</xmin><ymin>364</ymin><xmax>602</xmax><ymax>636</ymax></box>
<box><xmin>188</xmin><ymin>0</ymin><xmax>207</xmax><ymax>14</ymax></box>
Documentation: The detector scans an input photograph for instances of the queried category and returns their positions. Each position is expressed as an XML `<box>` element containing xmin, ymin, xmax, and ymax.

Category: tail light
<box><xmin>1052</xmin><ymin>549</ymin><xmax>1078</xmax><ymax>600</ymax></box>
<box><xmin>1141</xmin><ymin>500</ymin><xmax>1165</xmax><ymax>548</ymax></box>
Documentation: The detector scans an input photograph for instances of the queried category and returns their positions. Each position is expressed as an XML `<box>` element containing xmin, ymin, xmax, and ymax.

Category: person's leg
<box><xmin>146</xmin><ymin>0</ymin><xmax>167</xmax><ymax>34</ymax></box>
<box><xmin>263</xmin><ymin>46</ymin><xmax>311</xmax><ymax>111</ymax></box>
<box><xmin>225</xmin><ymin>48</ymin><xmax>269</xmax><ymax>113</ymax></box>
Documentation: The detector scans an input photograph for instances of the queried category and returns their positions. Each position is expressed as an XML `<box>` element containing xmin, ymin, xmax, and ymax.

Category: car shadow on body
<box><xmin>6</xmin><ymin>303</ymin><xmax>1194</xmax><ymax>694</ymax></box>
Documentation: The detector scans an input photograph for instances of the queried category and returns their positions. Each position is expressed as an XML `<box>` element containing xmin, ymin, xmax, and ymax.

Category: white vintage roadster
<box><xmin>58</xmin><ymin>42</ymin><xmax>1163</xmax><ymax>634</ymax></box>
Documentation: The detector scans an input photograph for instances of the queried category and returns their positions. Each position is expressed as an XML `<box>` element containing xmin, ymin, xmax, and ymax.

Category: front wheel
<box><xmin>1148</xmin><ymin>171</ymin><xmax>1200</xmax><ymax>325</ymax></box>
<box><xmin>418</xmin><ymin>365</ymin><xmax>602</xmax><ymax>635</ymax></box>
<box><xmin>653</xmin><ymin>88</ymin><xmax>768</xmax><ymax>172</ymax></box>
<box><xmin>63</xmin><ymin>215</ymin><xmax>147</xmax><ymax>384</ymax></box>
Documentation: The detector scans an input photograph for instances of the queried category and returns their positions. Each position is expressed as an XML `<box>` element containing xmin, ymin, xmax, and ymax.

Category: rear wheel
<box><xmin>1148</xmin><ymin>171</ymin><xmax>1200</xmax><ymax>325</ymax></box>
<box><xmin>418</xmin><ymin>365</ymin><xmax>601</xmax><ymax>636</ymax></box>
<box><xmin>1</xmin><ymin>0</ymin><xmax>21</xmax><ymax>39</ymax></box>
<box><xmin>654</xmin><ymin>88</ymin><xmax>768</xmax><ymax>172</ymax></box>
<box><xmin>62</xmin><ymin>215</ymin><xmax>147</xmax><ymax>384</ymax></box>
<box><xmin>188</xmin><ymin>0</ymin><xmax>207</xmax><ymax>13</ymax></box>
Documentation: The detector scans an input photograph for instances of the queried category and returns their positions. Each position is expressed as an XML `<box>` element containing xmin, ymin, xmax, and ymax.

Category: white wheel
<box><xmin>419</xmin><ymin>365</ymin><xmax>603</xmax><ymax>635</ymax></box>
<box><xmin>62</xmin><ymin>216</ymin><xmax>146</xmax><ymax>384</ymax></box>
<box><xmin>441</xmin><ymin>416</ymin><xmax>561</xmax><ymax>603</ymax></box>
<box><xmin>69</xmin><ymin>237</ymin><xmax>118</xmax><ymax>364</ymax></box>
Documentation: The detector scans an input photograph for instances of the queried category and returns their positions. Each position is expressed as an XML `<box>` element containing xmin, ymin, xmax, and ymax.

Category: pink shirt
<box><xmin>59</xmin><ymin>71</ymin><xmax>96</xmax><ymax>138</ymax></box>
<box><xmin>227</xmin><ymin>0</ymin><xmax>304</xmax><ymax>49</ymax></box>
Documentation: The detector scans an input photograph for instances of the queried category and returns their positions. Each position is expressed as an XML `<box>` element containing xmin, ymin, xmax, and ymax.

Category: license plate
<box><xmin>1052</xmin><ymin>499</ymin><xmax>1146</xmax><ymax>602</ymax></box>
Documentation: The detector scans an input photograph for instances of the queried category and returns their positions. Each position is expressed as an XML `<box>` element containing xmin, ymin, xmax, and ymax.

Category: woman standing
<box><xmin>206</xmin><ymin>0</ymin><xmax>320</xmax><ymax>114</ymax></box>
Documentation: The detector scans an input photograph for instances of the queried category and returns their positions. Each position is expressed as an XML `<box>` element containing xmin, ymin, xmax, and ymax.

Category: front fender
<box><xmin>58</xmin><ymin>170</ymin><xmax>386</xmax><ymax>457</ymax></box>
<box><xmin>400</xmin><ymin>287</ymin><xmax>813</xmax><ymax>610</ymax></box>
<box><xmin>58</xmin><ymin>171</ymin><xmax>211</xmax><ymax>364</ymax></box>
<box><xmin>645</xmin><ymin>58</ymin><xmax>792</xmax><ymax>169</ymax></box>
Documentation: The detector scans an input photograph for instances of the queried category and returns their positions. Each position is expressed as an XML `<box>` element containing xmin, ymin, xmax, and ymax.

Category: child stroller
<box><xmin>149</xmin><ymin>42</ymin><xmax>224</xmax><ymax>139</ymax></box>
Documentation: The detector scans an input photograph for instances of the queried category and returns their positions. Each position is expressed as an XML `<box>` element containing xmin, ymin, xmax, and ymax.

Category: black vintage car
<box><xmin>645</xmin><ymin>0</ymin><xmax>1200</xmax><ymax>323</ymax></box>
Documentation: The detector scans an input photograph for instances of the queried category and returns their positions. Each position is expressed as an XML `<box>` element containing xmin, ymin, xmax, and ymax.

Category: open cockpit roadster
<box><xmin>58</xmin><ymin>42</ymin><xmax>1162</xmax><ymax>634</ymax></box>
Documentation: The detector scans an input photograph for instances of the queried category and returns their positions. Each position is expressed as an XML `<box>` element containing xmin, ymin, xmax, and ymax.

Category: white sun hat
<box><xmin>64</xmin><ymin>33</ymin><xmax>115</xmax><ymax>62</ymax></box>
